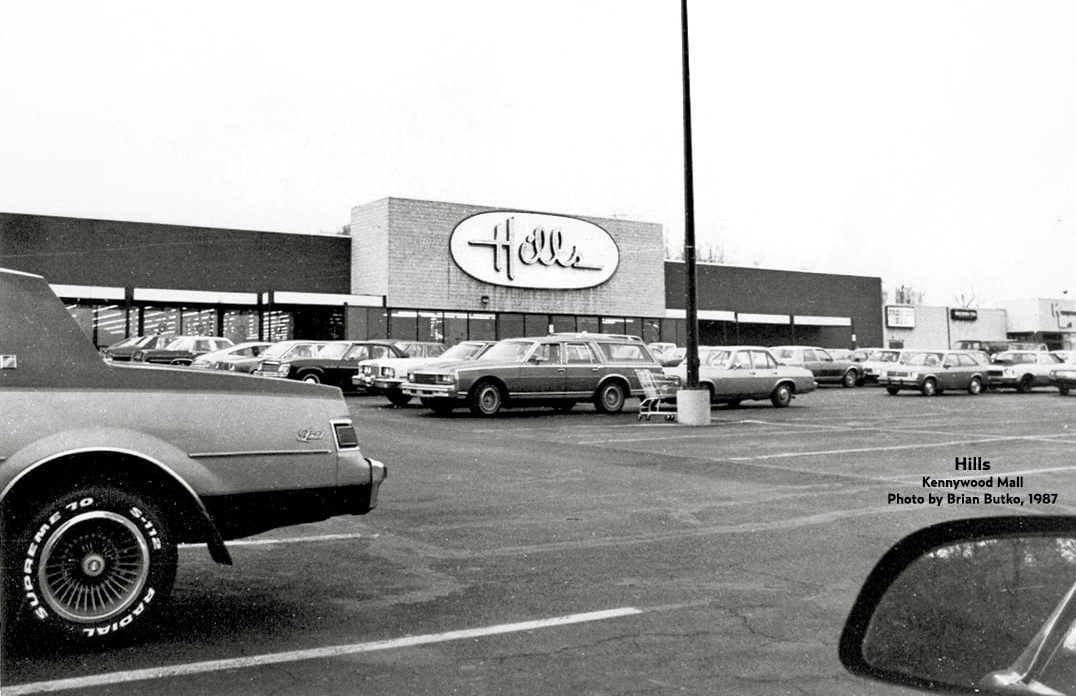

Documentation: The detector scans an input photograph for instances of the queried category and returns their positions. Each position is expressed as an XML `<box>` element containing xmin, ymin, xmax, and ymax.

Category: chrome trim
<box><xmin>1</xmin><ymin>447</ymin><xmax>206</xmax><ymax>511</ymax></box>
<box><xmin>188</xmin><ymin>449</ymin><xmax>332</xmax><ymax>459</ymax></box>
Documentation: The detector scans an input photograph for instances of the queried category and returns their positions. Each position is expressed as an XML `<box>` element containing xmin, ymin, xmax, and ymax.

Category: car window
<box><xmin>957</xmin><ymin>354</ymin><xmax>977</xmax><ymax>367</ymax></box>
<box><xmin>733</xmin><ymin>351</ymin><xmax>752</xmax><ymax>369</ymax></box>
<box><xmin>480</xmin><ymin>340</ymin><xmax>534</xmax><ymax>362</ymax></box>
<box><xmin>1041</xmin><ymin>354</ymin><xmax>1063</xmax><ymax>364</ymax></box>
<box><xmin>816</xmin><ymin>349</ymin><xmax>833</xmax><ymax>362</ymax></box>
<box><xmin>320</xmin><ymin>343</ymin><xmax>350</xmax><ymax>359</ymax></box>
<box><xmin>751</xmin><ymin>351</ymin><xmax>775</xmax><ymax>369</ymax></box>
<box><xmin>706</xmin><ymin>350</ymin><xmax>732</xmax><ymax>366</ymax></box>
<box><xmin>532</xmin><ymin>343</ymin><xmax>561</xmax><ymax>363</ymax></box>
<box><xmin>370</xmin><ymin>346</ymin><xmax>393</xmax><ymax>359</ymax></box>
<box><xmin>942</xmin><ymin>355</ymin><xmax>958</xmax><ymax>368</ymax></box>
<box><xmin>565</xmin><ymin>343</ymin><xmax>594</xmax><ymax>364</ymax></box>
<box><xmin>596</xmin><ymin>342</ymin><xmax>651</xmax><ymax>362</ymax></box>
<box><xmin>194</xmin><ymin>340</ymin><xmax>211</xmax><ymax>352</ymax></box>
<box><xmin>801</xmin><ymin>349</ymin><xmax>816</xmax><ymax>362</ymax></box>
<box><xmin>772</xmin><ymin>348</ymin><xmax>794</xmax><ymax>360</ymax></box>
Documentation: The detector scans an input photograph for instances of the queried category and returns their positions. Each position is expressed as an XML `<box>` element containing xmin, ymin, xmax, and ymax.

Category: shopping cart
<box><xmin>635</xmin><ymin>369</ymin><xmax>679</xmax><ymax>421</ymax></box>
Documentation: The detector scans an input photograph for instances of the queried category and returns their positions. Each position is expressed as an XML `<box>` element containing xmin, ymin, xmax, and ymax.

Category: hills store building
<box><xmin>0</xmin><ymin>197</ymin><xmax>884</xmax><ymax>350</ymax></box>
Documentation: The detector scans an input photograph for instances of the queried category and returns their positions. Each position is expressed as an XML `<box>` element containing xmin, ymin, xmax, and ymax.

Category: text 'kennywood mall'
<box><xmin>0</xmin><ymin>197</ymin><xmax>883</xmax><ymax>350</ymax></box>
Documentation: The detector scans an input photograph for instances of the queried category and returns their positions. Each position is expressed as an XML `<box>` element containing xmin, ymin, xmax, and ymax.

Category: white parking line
<box><xmin>3</xmin><ymin>607</ymin><xmax>643</xmax><ymax>695</ymax></box>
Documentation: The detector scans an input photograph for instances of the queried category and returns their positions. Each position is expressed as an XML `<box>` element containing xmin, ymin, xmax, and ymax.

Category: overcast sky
<box><xmin>2</xmin><ymin>1</ymin><xmax>1074</xmax><ymax>306</ymax></box>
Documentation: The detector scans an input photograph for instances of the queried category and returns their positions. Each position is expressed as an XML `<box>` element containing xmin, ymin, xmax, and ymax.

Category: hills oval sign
<box><xmin>450</xmin><ymin>212</ymin><xmax>619</xmax><ymax>290</ymax></box>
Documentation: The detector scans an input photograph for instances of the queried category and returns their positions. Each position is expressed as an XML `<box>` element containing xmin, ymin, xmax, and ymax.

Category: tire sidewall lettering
<box><xmin>19</xmin><ymin>491</ymin><xmax>169</xmax><ymax>638</ymax></box>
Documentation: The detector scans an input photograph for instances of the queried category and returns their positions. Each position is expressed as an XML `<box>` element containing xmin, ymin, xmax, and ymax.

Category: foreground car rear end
<box><xmin>0</xmin><ymin>268</ymin><xmax>387</xmax><ymax>644</ymax></box>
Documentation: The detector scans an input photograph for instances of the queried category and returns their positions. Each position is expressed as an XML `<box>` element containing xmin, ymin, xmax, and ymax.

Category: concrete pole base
<box><xmin>676</xmin><ymin>388</ymin><xmax>712</xmax><ymax>426</ymax></box>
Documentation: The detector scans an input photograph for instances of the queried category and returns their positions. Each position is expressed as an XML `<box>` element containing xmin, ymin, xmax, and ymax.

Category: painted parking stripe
<box><xmin>3</xmin><ymin>607</ymin><xmax>643</xmax><ymax>695</ymax></box>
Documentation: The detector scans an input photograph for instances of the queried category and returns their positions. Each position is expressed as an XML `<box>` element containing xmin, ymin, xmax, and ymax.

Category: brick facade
<box><xmin>351</xmin><ymin>198</ymin><xmax>666</xmax><ymax>317</ymax></box>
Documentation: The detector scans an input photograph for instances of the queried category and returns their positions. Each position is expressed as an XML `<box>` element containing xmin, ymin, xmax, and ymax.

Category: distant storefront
<box><xmin>0</xmin><ymin>197</ymin><xmax>885</xmax><ymax>349</ymax></box>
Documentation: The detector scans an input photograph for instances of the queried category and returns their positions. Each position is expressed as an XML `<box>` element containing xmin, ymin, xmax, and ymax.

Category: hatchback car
<box><xmin>664</xmin><ymin>345</ymin><xmax>816</xmax><ymax>407</ymax></box>
<box><xmin>402</xmin><ymin>333</ymin><xmax>662</xmax><ymax>416</ymax></box>
<box><xmin>771</xmin><ymin>345</ymin><xmax>862</xmax><ymax>387</ymax></box>
<box><xmin>881</xmin><ymin>350</ymin><xmax>988</xmax><ymax>396</ymax></box>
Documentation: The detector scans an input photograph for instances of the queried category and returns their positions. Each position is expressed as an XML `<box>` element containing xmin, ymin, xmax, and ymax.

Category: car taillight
<box><xmin>333</xmin><ymin>422</ymin><xmax>359</xmax><ymax>449</ymax></box>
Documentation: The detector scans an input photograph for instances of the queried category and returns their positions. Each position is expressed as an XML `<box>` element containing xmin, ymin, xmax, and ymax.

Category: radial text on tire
<box><xmin>9</xmin><ymin>485</ymin><xmax>177</xmax><ymax>642</ymax></box>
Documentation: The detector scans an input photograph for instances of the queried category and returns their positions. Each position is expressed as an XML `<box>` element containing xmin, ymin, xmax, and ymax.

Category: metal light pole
<box><xmin>676</xmin><ymin>0</ymin><xmax>710</xmax><ymax>425</ymax></box>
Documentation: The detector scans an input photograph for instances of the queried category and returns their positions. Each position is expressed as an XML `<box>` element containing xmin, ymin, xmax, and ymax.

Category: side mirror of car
<box><xmin>841</xmin><ymin>516</ymin><xmax>1076</xmax><ymax>695</ymax></box>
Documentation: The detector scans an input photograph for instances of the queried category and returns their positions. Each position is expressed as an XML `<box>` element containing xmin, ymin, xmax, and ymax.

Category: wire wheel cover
<box><xmin>39</xmin><ymin>511</ymin><xmax>151</xmax><ymax>623</ymax></box>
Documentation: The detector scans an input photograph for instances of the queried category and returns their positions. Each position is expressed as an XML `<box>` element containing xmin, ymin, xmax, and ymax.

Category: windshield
<box><xmin>441</xmin><ymin>342</ymin><xmax>486</xmax><ymax>360</ymax></box>
<box><xmin>478</xmin><ymin>340</ymin><xmax>534</xmax><ymax>362</ymax></box>
<box><xmin>878</xmin><ymin>351</ymin><xmax>902</xmax><ymax>363</ymax></box>
<box><xmin>162</xmin><ymin>337</ymin><xmax>193</xmax><ymax>350</ymax></box>
<box><xmin>994</xmin><ymin>352</ymin><xmax>1037</xmax><ymax>364</ymax></box>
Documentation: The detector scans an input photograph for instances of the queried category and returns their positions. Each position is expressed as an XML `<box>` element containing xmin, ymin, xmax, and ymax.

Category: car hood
<box><xmin>413</xmin><ymin>359</ymin><xmax>526</xmax><ymax>375</ymax></box>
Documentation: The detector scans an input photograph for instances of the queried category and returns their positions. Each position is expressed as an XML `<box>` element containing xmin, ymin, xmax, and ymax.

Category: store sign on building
<box><xmin>885</xmin><ymin>305</ymin><xmax>915</xmax><ymax>329</ymax></box>
<box><xmin>949</xmin><ymin>308</ymin><xmax>978</xmax><ymax>322</ymax></box>
<box><xmin>450</xmin><ymin>212</ymin><xmax>619</xmax><ymax>289</ymax></box>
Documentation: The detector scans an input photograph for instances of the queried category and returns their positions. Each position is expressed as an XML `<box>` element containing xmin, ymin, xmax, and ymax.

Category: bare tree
<box><xmin>953</xmin><ymin>290</ymin><xmax>979</xmax><ymax>308</ymax></box>
<box><xmin>887</xmin><ymin>283</ymin><xmax>927</xmax><ymax>305</ymax></box>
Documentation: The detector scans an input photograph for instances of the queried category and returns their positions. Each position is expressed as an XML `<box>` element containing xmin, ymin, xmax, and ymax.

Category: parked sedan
<box><xmin>1</xmin><ymin>268</ymin><xmax>387</xmax><ymax>643</ymax></box>
<box><xmin>985</xmin><ymin>350</ymin><xmax>1065</xmax><ymax>392</ymax></box>
<box><xmin>1050</xmin><ymin>362</ymin><xmax>1076</xmax><ymax>395</ymax></box>
<box><xmin>402</xmin><ymin>333</ymin><xmax>663</xmax><ymax>416</ymax></box>
<box><xmin>258</xmin><ymin>340</ymin><xmax>411</xmax><ymax>391</ymax></box>
<box><xmin>881</xmin><ymin>350</ymin><xmax>988</xmax><ymax>396</ymax></box>
<box><xmin>131</xmin><ymin>335</ymin><xmax>235</xmax><ymax>365</ymax></box>
<box><xmin>857</xmin><ymin>349</ymin><xmax>906</xmax><ymax>385</ymax></box>
<box><xmin>101</xmin><ymin>333</ymin><xmax>175</xmax><ymax>361</ymax></box>
<box><xmin>664</xmin><ymin>345</ymin><xmax>816</xmax><ymax>407</ymax></box>
<box><xmin>190</xmin><ymin>341</ymin><xmax>273</xmax><ymax>372</ymax></box>
<box><xmin>771</xmin><ymin>345</ymin><xmax>862</xmax><ymax>387</ymax></box>
<box><xmin>355</xmin><ymin>340</ymin><xmax>493</xmax><ymax>406</ymax></box>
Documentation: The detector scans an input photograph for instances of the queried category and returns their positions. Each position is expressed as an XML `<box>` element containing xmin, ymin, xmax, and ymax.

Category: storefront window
<box><xmin>263</xmin><ymin>310</ymin><xmax>294</xmax><ymax>342</ymax></box>
<box><xmin>577</xmin><ymin>316</ymin><xmax>599</xmax><ymax>334</ymax></box>
<box><xmin>661</xmin><ymin>318</ymin><xmax>685</xmax><ymax>345</ymax></box>
<box><xmin>551</xmin><ymin>315</ymin><xmax>576</xmax><ymax>334</ymax></box>
<box><xmin>642</xmin><ymin>319</ymin><xmax>661</xmax><ymax>344</ymax></box>
<box><xmin>223</xmin><ymin>309</ymin><xmax>260</xmax><ymax>343</ymax></box>
<box><xmin>366</xmin><ymin>308</ymin><xmax>388</xmax><ymax>339</ymax></box>
<box><xmin>468</xmin><ymin>313</ymin><xmax>496</xmax><ymax>341</ymax></box>
<box><xmin>389</xmin><ymin>310</ymin><xmax>418</xmax><ymax>340</ymax></box>
<box><xmin>182</xmin><ymin>308</ymin><xmax>217</xmax><ymax>336</ymax></box>
<box><xmin>498</xmin><ymin>313</ymin><xmax>525</xmax><ymax>340</ymax></box>
<box><xmin>524</xmin><ymin>314</ymin><xmax>550</xmax><ymax>337</ymax></box>
<box><xmin>444</xmin><ymin>312</ymin><xmax>468</xmax><ymax>344</ymax></box>
<box><xmin>143</xmin><ymin>307</ymin><xmax>179</xmax><ymax>336</ymax></box>
<box><xmin>624</xmin><ymin>317</ymin><xmax>641</xmax><ymax>339</ymax></box>
<box><xmin>418</xmin><ymin>311</ymin><xmax>444</xmax><ymax>342</ymax></box>
<box><xmin>601</xmin><ymin>317</ymin><xmax>626</xmax><ymax>335</ymax></box>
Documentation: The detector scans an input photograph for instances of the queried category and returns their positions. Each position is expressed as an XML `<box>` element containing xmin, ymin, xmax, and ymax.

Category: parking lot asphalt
<box><xmin>6</xmin><ymin>386</ymin><xmax>1076</xmax><ymax>695</ymax></box>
